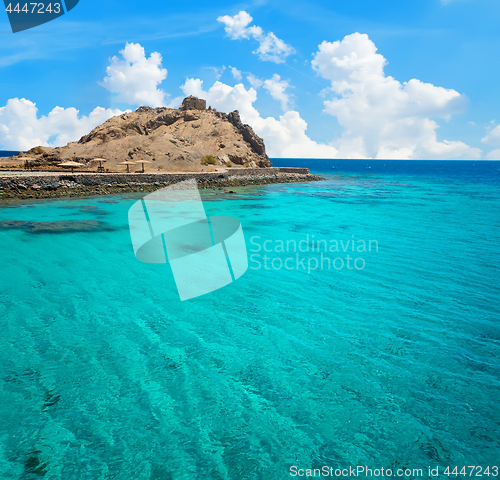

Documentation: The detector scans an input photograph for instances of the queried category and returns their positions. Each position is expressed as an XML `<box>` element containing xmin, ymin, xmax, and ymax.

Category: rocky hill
<box><xmin>23</xmin><ymin>96</ymin><xmax>272</xmax><ymax>173</ymax></box>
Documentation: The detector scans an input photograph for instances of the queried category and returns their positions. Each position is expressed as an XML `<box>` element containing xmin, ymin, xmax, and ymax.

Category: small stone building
<box><xmin>180</xmin><ymin>96</ymin><xmax>206</xmax><ymax>111</ymax></box>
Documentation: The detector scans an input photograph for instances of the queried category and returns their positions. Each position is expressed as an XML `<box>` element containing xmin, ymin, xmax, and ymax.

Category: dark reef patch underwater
<box><xmin>0</xmin><ymin>219</ymin><xmax>116</xmax><ymax>233</ymax></box>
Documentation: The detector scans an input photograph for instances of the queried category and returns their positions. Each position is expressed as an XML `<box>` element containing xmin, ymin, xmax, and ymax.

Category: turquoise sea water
<box><xmin>0</xmin><ymin>161</ymin><xmax>499</xmax><ymax>479</ymax></box>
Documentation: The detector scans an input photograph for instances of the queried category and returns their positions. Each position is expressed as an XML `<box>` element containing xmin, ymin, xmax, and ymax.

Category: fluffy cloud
<box><xmin>253</xmin><ymin>32</ymin><xmax>295</xmax><ymax>64</ymax></box>
<box><xmin>217</xmin><ymin>11</ymin><xmax>295</xmax><ymax>63</ymax></box>
<box><xmin>482</xmin><ymin>125</ymin><xmax>500</xmax><ymax>159</ymax></box>
<box><xmin>100</xmin><ymin>42</ymin><xmax>168</xmax><ymax>107</ymax></box>
<box><xmin>233</xmin><ymin>72</ymin><xmax>293</xmax><ymax>111</ymax></box>
<box><xmin>0</xmin><ymin>98</ymin><xmax>123</xmax><ymax>150</ymax></box>
<box><xmin>481</xmin><ymin>124</ymin><xmax>500</xmax><ymax>147</ymax></box>
<box><xmin>485</xmin><ymin>149</ymin><xmax>500</xmax><ymax>160</ymax></box>
<box><xmin>230</xmin><ymin>66</ymin><xmax>242</xmax><ymax>81</ymax></box>
<box><xmin>181</xmin><ymin>78</ymin><xmax>337</xmax><ymax>158</ymax></box>
<box><xmin>247</xmin><ymin>73</ymin><xmax>263</xmax><ymax>89</ymax></box>
<box><xmin>263</xmin><ymin>74</ymin><xmax>292</xmax><ymax>111</ymax></box>
<box><xmin>312</xmin><ymin>33</ymin><xmax>481</xmax><ymax>159</ymax></box>
<box><xmin>217</xmin><ymin>11</ymin><xmax>254</xmax><ymax>39</ymax></box>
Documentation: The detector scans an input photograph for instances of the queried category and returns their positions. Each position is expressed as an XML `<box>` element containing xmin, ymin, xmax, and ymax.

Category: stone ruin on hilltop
<box><xmin>179</xmin><ymin>96</ymin><xmax>207</xmax><ymax>111</ymax></box>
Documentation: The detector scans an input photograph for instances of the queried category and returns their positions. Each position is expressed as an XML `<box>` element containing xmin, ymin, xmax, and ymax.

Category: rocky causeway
<box><xmin>0</xmin><ymin>168</ymin><xmax>322</xmax><ymax>200</ymax></box>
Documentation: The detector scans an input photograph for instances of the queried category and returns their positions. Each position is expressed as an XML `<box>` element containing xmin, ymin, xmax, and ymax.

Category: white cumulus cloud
<box><xmin>481</xmin><ymin>124</ymin><xmax>500</xmax><ymax>147</ymax></box>
<box><xmin>100</xmin><ymin>42</ymin><xmax>168</xmax><ymax>107</ymax></box>
<box><xmin>217</xmin><ymin>11</ymin><xmax>254</xmax><ymax>39</ymax></box>
<box><xmin>247</xmin><ymin>73</ymin><xmax>264</xmax><ymax>89</ymax></box>
<box><xmin>263</xmin><ymin>74</ymin><xmax>292</xmax><ymax>111</ymax></box>
<box><xmin>312</xmin><ymin>33</ymin><xmax>481</xmax><ymax>159</ymax></box>
<box><xmin>0</xmin><ymin>98</ymin><xmax>123</xmax><ymax>150</ymax></box>
<box><xmin>217</xmin><ymin>11</ymin><xmax>295</xmax><ymax>63</ymax></box>
<box><xmin>181</xmin><ymin>78</ymin><xmax>337</xmax><ymax>158</ymax></box>
<box><xmin>230</xmin><ymin>66</ymin><xmax>242</xmax><ymax>81</ymax></box>
<box><xmin>485</xmin><ymin>149</ymin><xmax>500</xmax><ymax>160</ymax></box>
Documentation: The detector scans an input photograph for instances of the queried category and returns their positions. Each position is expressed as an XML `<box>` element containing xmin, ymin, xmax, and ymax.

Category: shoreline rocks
<box><xmin>0</xmin><ymin>167</ymin><xmax>323</xmax><ymax>201</ymax></box>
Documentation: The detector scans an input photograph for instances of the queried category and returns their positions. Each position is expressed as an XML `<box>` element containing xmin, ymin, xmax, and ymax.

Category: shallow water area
<box><xmin>0</xmin><ymin>160</ymin><xmax>499</xmax><ymax>479</ymax></box>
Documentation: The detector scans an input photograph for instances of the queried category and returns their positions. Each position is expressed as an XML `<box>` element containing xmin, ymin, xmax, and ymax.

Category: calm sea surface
<box><xmin>0</xmin><ymin>160</ymin><xmax>499</xmax><ymax>479</ymax></box>
<box><xmin>0</xmin><ymin>150</ymin><xmax>23</xmax><ymax>157</ymax></box>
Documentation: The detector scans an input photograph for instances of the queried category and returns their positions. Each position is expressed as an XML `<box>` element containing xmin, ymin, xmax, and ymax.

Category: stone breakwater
<box><xmin>0</xmin><ymin>167</ymin><xmax>322</xmax><ymax>200</ymax></box>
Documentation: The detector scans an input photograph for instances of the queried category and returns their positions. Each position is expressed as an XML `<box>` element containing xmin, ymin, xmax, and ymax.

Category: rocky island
<box><xmin>0</xmin><ymin>96</ymin><xmax>322</xmax><ymax>200</ymax></box>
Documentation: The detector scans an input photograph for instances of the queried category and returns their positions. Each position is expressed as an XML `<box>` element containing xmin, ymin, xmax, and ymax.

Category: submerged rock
<box><xmin>0</xmin><ymin>220</ymin><xmax>116</xmax><ymax>233</ymax></box>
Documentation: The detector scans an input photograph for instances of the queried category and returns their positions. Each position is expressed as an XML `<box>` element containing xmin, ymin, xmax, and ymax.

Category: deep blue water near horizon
<box><xmin>272</xmin><ymin>158</ymin><xmax>500</xmax><ymax>184</ymax></box>
<box><xmin>0</xmin><ymin>160</ymin><xmax>499</xmax><ymax>479</ymax></box>
<box><xmin>0</xmin><ymin>150</ymin><xmax>23</xmax><ymax>157</ymax></box>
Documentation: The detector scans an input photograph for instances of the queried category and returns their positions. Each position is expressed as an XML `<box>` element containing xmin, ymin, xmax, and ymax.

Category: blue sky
<box><xmin>1</xmin><ymin>0</ymin><xmax>500</xmax><ymax>158</ymax></box>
